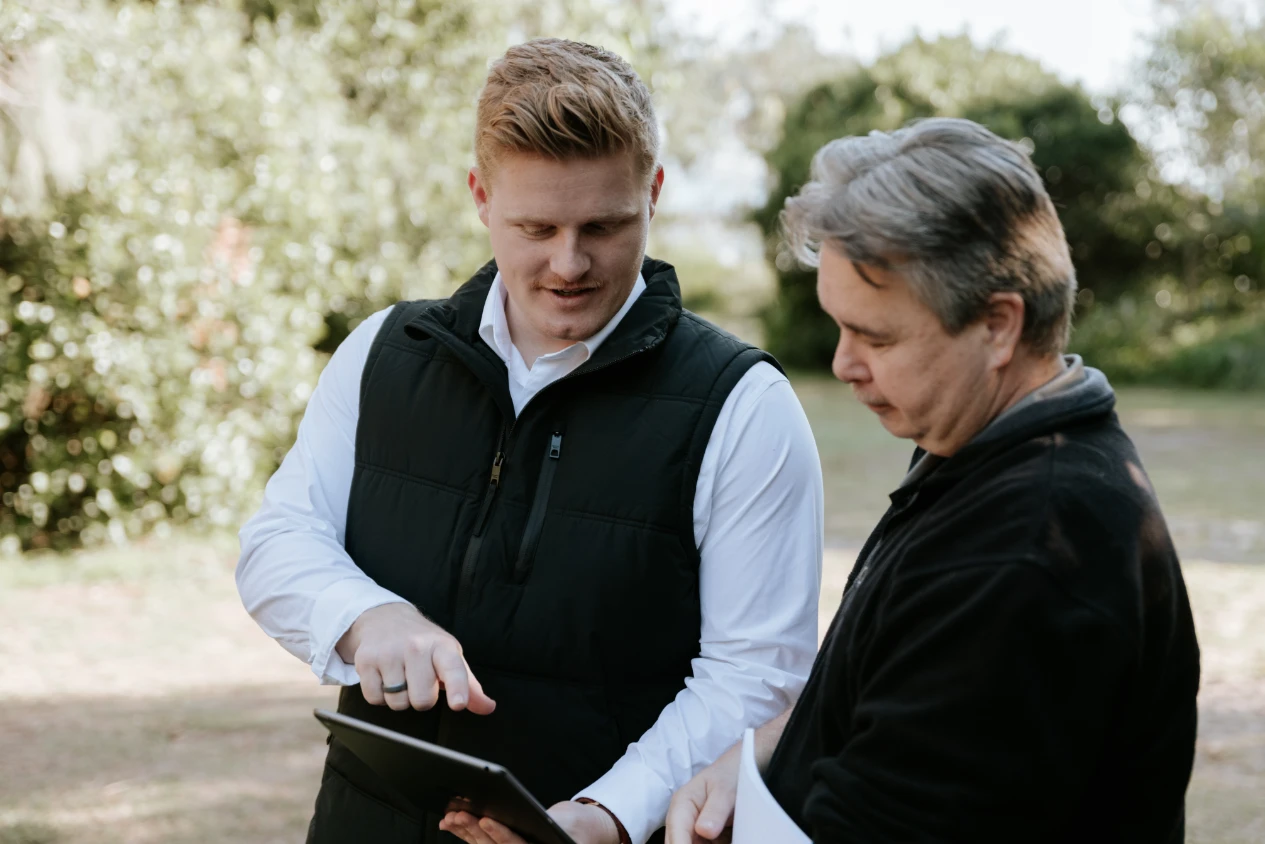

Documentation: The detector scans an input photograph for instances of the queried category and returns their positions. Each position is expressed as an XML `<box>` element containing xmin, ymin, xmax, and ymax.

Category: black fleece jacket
<box><xmin>764</xmin><ymin>364</ymin><xmax>1200</xmax><ymax>843</ymax></box>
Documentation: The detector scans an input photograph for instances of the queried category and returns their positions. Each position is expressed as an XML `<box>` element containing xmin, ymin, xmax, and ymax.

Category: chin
<box><xmin>537</xmin><ymin>320</ymin><xmax>593</xmax><ymax>345</ymax></box>
<box><xmin>877</xmin><ymin>415</ymin><xmax>914</xmax><ymax>440</ymax></box>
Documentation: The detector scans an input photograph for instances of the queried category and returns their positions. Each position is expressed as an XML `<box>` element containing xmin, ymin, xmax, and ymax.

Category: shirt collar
<box><xmin>477</xmin><ymin>271</ymin><xmax>648</xmax><ymax>368</ymax></box>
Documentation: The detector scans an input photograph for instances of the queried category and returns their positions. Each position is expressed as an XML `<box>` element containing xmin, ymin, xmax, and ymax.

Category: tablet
<box><xmin>314</xmin><ymin>709</ymin><xmax>578</xmax><ymax>844</ymax></box>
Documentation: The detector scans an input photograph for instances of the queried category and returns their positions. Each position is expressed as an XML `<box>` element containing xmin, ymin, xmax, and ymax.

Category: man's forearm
<box><xmin>754</xmin><ymin>707</ymin><xmax>794</xmax><ymax>771</ymax></box>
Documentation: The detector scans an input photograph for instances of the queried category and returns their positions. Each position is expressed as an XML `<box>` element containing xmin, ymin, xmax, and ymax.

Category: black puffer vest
<box><xmin>308</xmin><ymin>258</ymin><xmax>777</xmax><ymax>843</ymax></box>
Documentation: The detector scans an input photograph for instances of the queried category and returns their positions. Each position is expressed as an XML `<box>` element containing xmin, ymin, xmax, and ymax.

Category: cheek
<box><xmin>873</xmin><ymin>347</ymin><xmax>946</xmax><ymax>412</ymax></box>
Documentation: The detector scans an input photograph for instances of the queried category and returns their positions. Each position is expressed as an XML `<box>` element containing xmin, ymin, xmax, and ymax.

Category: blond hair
<box><xmin>474</xmin><ymin>38</ymin><xmax>659</xmax><ymax>184</ymax></box>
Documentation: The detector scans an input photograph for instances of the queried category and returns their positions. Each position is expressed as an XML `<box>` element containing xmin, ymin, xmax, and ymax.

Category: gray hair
<box><xmin>782</xmin><ymin>117</ymin><xmax>1077</xmax><ymax>355</ymax></box>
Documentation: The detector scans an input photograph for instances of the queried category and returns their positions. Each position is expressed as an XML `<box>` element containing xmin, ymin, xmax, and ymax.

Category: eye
<box><xmin>521</xmin><ymin>225</ymin><xmax>554</xmax><ymax>238</ymax></box>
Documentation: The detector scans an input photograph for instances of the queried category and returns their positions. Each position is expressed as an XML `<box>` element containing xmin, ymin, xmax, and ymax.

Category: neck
<box><xmin>925</xmin><ymin>352</ymin><xmax>1067</xmax><ymax>457</ymax></box>
<box><xmin>505</xmin><ymin>298</ymin><xmax>570</xmax><ymax>368</ymax></box>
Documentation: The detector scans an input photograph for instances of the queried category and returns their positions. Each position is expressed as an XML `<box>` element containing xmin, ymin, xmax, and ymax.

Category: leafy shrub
<box><xmin>0</xmin><ymin>0</ymin><xmax>654</xmax><ymax>553</ymax></box>
<box><xmin>754</xmin><ymin>34</ymin><xmax>1261</xmax><ymax>373</ymax></box>
<box><xmin>1071</xmin><ymin>285</ymin><xmax>1265</xmax><ymax>391</ymax></box>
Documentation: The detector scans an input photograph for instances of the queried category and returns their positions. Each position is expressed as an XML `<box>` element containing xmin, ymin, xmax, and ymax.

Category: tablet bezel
<box><xmin>314</xmin><ymin>708</ymin><xmax>578</xmax><ymax>844</ymax></box>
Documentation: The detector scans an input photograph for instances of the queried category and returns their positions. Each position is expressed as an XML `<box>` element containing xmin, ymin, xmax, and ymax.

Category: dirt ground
<box><xmin>2</xmin><ymin>382</ymin><xmax>1263</xmax><ymax>842</ymax></box>
<box><xmin>0</xmin><ymin>541</ymin><xmax>1262</xmax><ymax>844</ymax></box>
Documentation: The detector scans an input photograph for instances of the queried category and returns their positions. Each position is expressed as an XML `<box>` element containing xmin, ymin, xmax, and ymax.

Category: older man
<box><xmin>666</xmin><ymin>118</ymin><xmax>1200</xmax><ymax>844</ymax></box>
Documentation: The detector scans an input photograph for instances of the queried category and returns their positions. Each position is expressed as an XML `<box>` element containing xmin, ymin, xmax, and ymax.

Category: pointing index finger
<box><xmin>432</xmin><ymin>644</ymin><xmax>472</xmax><ymax>710</ymax></box>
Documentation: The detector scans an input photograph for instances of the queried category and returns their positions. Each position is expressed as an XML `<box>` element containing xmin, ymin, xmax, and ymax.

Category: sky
<box><xmin>659</xmin><ymin>0</ymin><xmax>1163</xmax><ymax>216</ymax></box>
<box><xmin>670</xmin><ymin>0</ymin><xmax>1161</xmax><ymax>94</ymax></box>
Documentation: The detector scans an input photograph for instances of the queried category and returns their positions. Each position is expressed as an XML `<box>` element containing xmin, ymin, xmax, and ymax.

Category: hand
<box><xmin>336</xmin><ymin>602</ymin><xmax>496</xmax><ymax>714</ymax></box>
<box><xmin>439</xmin><ymin>800</ymin><xmax>619</xmax><ymax>844</ymax></box>
<box><xmin>665</xmin><ymin>742</ymin><xmax>741</xmax><ymax>844</ymax></box>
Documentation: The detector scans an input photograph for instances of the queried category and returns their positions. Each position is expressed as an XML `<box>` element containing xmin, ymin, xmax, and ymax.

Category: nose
<box><xmin>832</xmin><ymin>331</ymin><xmax>869</xmax><ymax>384</ymax></box>
<box><xmin>549</xmin><ymin>231</ymin><xmax>591</xmax><ymax>283</ymax></box>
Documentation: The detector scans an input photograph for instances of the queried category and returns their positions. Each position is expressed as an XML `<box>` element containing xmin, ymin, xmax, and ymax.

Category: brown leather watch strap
<box><xmin>575</xmin><ymin>797</ymin><xmax>632</xmax><ymax>844</ymax></box>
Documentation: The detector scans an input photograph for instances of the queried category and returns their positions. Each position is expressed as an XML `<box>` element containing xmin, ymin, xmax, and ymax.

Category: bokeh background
<box><xmin>1</xmin><ymin>1</ymin><xmax>1262</xmax><ymax>842</ymax></box>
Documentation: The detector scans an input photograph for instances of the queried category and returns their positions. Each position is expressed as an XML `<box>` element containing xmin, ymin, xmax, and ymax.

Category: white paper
<box><xmin>732</xmin><ymin>728</ymin><xmax>811</xmax><ymax>844</ymax></box>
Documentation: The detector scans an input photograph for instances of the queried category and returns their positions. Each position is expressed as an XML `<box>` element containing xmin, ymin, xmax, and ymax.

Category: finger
<box><xmin>432</xmin><ymin>644</ymin><xmax>471</xmax><ymax>710</ymax></box>
<box><xmin>437</xmin><ymin>813</ymin><xmax>459</xmax><ymax>837</ymax></box>
<box><xmin>358</xmin><ymin>659</ymin><xmax>385</xmax><ymax>706</ymax></box>
<box><xmin>382</xmin><ymin>663</ymin><xmax>411</xmax><ymax>712</ymax></box>
<box><xmin>479</xmin><ymin>816</ymin><xmax>527</xmax><ymax>844</ymax></box>
<box><xmin>695</xmin><ymin>787</ymin><xmax>735</xmax><ymax>840</ymax></box>
<box><xmin>462</xmin><ymin>656</ymin><xmax>497</xmax><ymax>715</ymax></box>
<box><xmin>405</xmin><ymin>648</ymin><xmax>440</xmax><ymax>711</ymax></box>
<box><xmin>665</xmin><ymin>792</ymin><xmax>704</xmax><ymax>844</ymax></box>
<box><xmin>465</xmin><ymin>813</ymin><xmax>500</xmax><ymax>844</ymax></box>
<box><xmin>441</xmin><ymin>812</ymin><xmax>493</xmax><ymax>844</ymax></box>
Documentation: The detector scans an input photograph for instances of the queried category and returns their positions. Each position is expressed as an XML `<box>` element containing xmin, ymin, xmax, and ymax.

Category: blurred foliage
<box><xmin>1132</xmin><ymin>0</ymin><xmax>1265</xmax><ymax>205</ymax></box>
<box><xmin>2</xmin><ymin>0</ymin><xmax>1263</xmax><ymax>555</ymax></box>
<box><xmin>756</xmin><ymin>30</ymin><xmax>1264</xmax><ymax>374</ymax></box>
<box><xmin>0</xmin><ymin>0</ymin><xmax>660</xmax><ymax>553</ymax></box>
<box><xmin>1074</xmin><ymin>286</ymin><xmax>1265</xmax><ymax>390</ymax></box>
<box><xmin>655</xmin><ymin>23</ymin><xmax>855</xmax><ymax>169</ymax></box>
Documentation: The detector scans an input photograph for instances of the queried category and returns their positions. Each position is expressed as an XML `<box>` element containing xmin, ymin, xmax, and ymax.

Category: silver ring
<box><xmin>382</xmin><ymin>681</ymin><xmax>408</xmax><ymax>694</ymax></box>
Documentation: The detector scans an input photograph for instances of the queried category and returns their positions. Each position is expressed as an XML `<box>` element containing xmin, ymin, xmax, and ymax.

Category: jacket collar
<box><xmin>894</xmin><ymin>356</ymin><xmax>1117</xmax><ymax>503</ymax></box>
<box><xmin>403</xmin><ymin>257</ymin><xmax>683</xmax><ymax>419</ymax></box>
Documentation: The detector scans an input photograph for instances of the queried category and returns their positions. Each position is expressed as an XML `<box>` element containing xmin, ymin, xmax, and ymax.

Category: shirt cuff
<box><xmin>575</xmin><ymin>754</ymin><xmax>674</xmax><ymax>844</ymax></box>
<box><xmin>309</xmin><ymin>578</ymin><xmax>411</xmax><ymax>685</ymax></box>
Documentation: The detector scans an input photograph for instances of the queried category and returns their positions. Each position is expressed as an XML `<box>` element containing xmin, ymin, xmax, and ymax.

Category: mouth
<box><xmin>545</xmin><ymin>286</ymin><xmax>599</xmax><ymax>301</ymax></box>
<box><xmin>856</xmin><ymin>395</ymin><xmax>891</xmax><ymax>413</ymax></box>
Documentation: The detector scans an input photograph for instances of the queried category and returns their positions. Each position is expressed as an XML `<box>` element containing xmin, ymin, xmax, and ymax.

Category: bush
<box><xmin>0</xmin><ymin>0</ymin><xmax>657</xmax><ymax>553</ymax></box>
<box><xmin>753</xmin><ymin>34</ymin><xmax>1261</xmax><ymax>373</ymax></box>
<box><xmin>1071</xmin><ymin>286</ymin><xmax>1265</xmax><ymax>391</ymax></box>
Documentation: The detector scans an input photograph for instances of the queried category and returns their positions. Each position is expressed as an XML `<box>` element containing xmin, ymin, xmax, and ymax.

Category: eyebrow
<box><xmin>852</xmin><ymin>261</ymin><xmax>883</xmax><ymax>289</ymax></box>
<box><xmin>839</xmin><ymin>319</ymin><xmax>895</xmax><ymax>342</ymax></box>
<box><xmin>505</xmin><ymin>211</ymin><xmax>640</xmax><ymax>227</ymax></box>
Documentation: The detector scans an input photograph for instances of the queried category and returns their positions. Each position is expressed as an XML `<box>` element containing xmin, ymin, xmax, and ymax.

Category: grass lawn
<box><xmin>795</xmin><ymin>375</ymin><xmax>1265</xmax><ymax>564</ymax></box>
<box><xmin>1</xmin><ymin>378</ymin><xmax>1262</xmax><ymax>843</ymax></box>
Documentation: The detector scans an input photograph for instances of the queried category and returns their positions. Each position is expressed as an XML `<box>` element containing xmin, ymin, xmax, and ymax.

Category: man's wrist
<box><xmin>575</xmin><ymin>798</ymin><xmax>631</xmax><ymax>844</ymax></box>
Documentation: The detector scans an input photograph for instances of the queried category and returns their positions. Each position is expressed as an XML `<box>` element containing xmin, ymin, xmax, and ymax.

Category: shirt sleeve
<box><xmin>576</xmin><ymin>362</ymin><xmax>825</xmax><ymax>844</ymax></box>
<box><xmin>235</xmin><ymin>306</ymin><xmax>409</xmax><ymax>685</ymax></box>
<box><xmin>802</xmin><ymin>560</ymin><xmax>1128</xmax><ymax>842</ymax></box>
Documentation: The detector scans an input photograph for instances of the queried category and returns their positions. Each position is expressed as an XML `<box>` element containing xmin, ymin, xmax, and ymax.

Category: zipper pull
<box><xmin>548</xmin><ymin>433</ymin><xmax>563</xmax><ymax>459</ymax></box>
<box><xmin>490</xmin><ymin>452</ymin><xmax>505</xmax><ymax>485</ymax></box>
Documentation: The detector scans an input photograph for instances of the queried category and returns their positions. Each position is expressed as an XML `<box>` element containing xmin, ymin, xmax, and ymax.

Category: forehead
<box><xmin>816</xmin><ymin>244</ymin><xmax>939</xmax><ymax>332</ymax></box>
<box><xmin>817</xmin><ymin>246</ymin><xmax>900</xmax><ymax>308</ymax></box>
<box><xmin>486</xmin><ymin>151</ymin><xmax>644</xmax><ymax>217</ymax></box>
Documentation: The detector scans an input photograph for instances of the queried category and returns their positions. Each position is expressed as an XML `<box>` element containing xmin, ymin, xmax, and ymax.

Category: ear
<box><xmin>983</xmin><ymin>291</ymin><xmax>1026</xmax><ymax>370</ymax></box>
<box><xmin>468</xmin><ymin>167</ymin><xmax>491</xmax><ymax>228</ymax></box>
<box><xmin>646</xmin><ymin>165</ymin><xmax>665</xmax><ymax>222</ymax></box>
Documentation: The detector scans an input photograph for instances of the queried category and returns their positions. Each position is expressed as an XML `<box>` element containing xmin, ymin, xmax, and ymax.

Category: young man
<box><xmin>666</xmin><ymin>118</ymin><xmax>1200</xmax><ymax>844</ymax></box>
<box><xmin>236</xmin><ymin>39</ymin><xmax>824</xmax><ymax>844</ymax></box>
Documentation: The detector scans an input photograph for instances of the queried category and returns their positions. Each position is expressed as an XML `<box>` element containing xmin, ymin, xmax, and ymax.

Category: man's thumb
<box><xmin>694</xmin><ymin>790</ymin><xmax>734</xmax><ymax>840</ymax></box>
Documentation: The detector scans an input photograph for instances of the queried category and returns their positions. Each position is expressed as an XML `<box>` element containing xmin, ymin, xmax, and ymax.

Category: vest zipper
<box><xmin>513</xmin><ymin>432</ymin><xmax>564</xmax><ymax>582</ymax></box>
<box><xmin>457</xmin><ymin>430</ymin><xmax>506</xmax><ymax>607</ymax></box>
<box><xmin>450</xmin><ymin>342</ymin><xmax>658</xmax><ymax>608</ymax></box>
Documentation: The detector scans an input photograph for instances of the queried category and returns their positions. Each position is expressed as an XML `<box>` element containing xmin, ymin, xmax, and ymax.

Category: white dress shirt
<box><xmin>236</xmin><ymin>272</ymin><xmax>824</xmax><ymax>844</ymax></box>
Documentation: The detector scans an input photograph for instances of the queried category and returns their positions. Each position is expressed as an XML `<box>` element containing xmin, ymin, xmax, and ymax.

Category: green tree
<box><xmin>1134</xmin><ymin>0</ymin><xmax>1265</xmax><ymax>205</ymax></box>
<box><xmin>1071</xmin><ymin>0</ymin><xmax>1265</xmax><ymax>390</ymax></box>
<box><xmin>0</xmin><ymin>0</ymin><xmax>662</xmax><ymax>553</ymax></box>
<box><xmin>754</xmin><ymin>36</ymin><xmax>1158</xmax><ymax>369</ymax></box>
